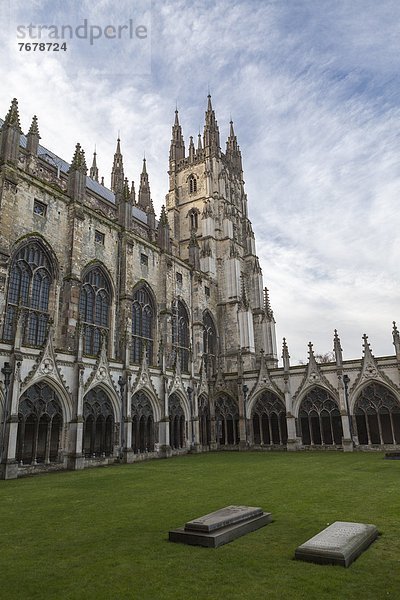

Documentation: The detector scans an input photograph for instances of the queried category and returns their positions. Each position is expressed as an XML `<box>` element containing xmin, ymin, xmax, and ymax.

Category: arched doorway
<box><xmin>169</xmin><ymin>394</ymin><xmax>185</xmax><ymax>449</ymax></box>
<box><xmin>298</xmin><ymin>387</ymin><xmax>343</xmax><ymax>446</ymax></box>
<box><xmin>215</xmin><ymin>395</ymin><xmax>239</xmax><ymax>446</ymax></box>
<box><xmin>16</xmin><ymin>383</ymin><xmax>63</xmax><ymax>465</ymax></box>
<box><xmin>251</xmin><ymin>391</ymin><xmax>287</xmax><ymax>446</ymax></box>
<box><xmin>83</xmin><ymin>388</ymin><xmax>115</xmax><ymax>457</ymax></box>
<box><xmin>198</xmin><ymin>395</ymin><xmax>211</xmax><ymax>447</ymax></box>
<box><xmin>131</xmin><ymin>392</ymin><xmax>155</xmax><ymax>452</ymax></box>
<box><xmin>354</xmin><ymin>382</ymin><xmax>400</xmax><ymax>445</ymax></box>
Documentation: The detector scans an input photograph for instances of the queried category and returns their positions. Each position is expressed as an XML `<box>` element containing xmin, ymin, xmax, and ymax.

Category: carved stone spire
<box><xmin>130</xmin><ymin>180</ymin><xmax>136</xmax><ymax>205</ymax></box>
<box><xmin>67</xmin><ymin>143</ymin><xmax>87</xmax><ymax>202</ymax></box>
<box><xmin>111</xmin><ymin>137</ymin><xmax>124</xmax><ymax>193</ymax></box>
<box><xmin>169</xmin><ymin>108</ymin><xmax>185</xmax><ymax>166</ymax></box>
<box><xmin>89</xmin><ymin>149</ymin><xmax>99</xmax><ymax>181</ymax></box>
<box><xmin>393</xmin><ymin>321</ymin><xmax>400</xmax><ymax>360</ymax></box>
<box><xmin>138</xmin><ymin>157</ymin><xmax>151</xmax><ymax>210</ymax></box>
<box><xmin>0</xmin><ymin>98</ymin><xmax>22</xmax><ymax>165</ymax></box>
<box><xmin>157</xmin><ymin>205</ymin><xmax>170</xmax><ymax>252</ymax></box>
<box><xmin>188</xmin><ymin>135</ymin><xmax>195</xmax><ymax>162</ymax></box>
<box><xmin>333</xmin><ymin>329</ymin><xmax>343</xmax><ymax>367</ymax></box>
<box><xmin>197</xmin><ymin>132</ymin><xmax>202</xmax><ymax>152</ymax></box>
<box><xmin>264</xmin><ymin>287</ymin><xmax>273</xmax><ymax>319</ymax></box>
<box><xmin>282</xmin><ymin>338</ymin><xmax>290</xmax><ymax>372</ymax></box>
<box><xmin>203</xmin><ymin>94</ymin><xmax>220</xmax><ymax>156</ymax></box>
<box><xmin>26</xmin><ymin>115</ymin><xmax>41</xmax><ymax>156</ymax></box>
<box><xmin>226</xmin><ymin>119</ymin><xmax>243</xmax><ymax>174</ymax></box>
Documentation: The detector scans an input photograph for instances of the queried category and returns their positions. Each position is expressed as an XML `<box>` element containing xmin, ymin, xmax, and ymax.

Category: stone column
<box><xmin>158</xmin><ymin>376</ymin><xmax>172</xmax><ymax>457</ymax></box>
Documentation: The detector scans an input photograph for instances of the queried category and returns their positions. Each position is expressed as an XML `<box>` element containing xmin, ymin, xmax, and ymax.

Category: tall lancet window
<box><xmin>131</xmin><ymin>285</ymin><xmax>155</xmax><ymax>364</ymax></box>
<box><xmin>203</xmin><ymin>311</ymin><xmax>217</xmax><ymax>374</ymax></box>
<box><xmin>172</xmin><ymin>299</ymin><xmax>190</xmax><ymax>372</ymax></box>
<box><xmin>188</xmin><ymin>174</ymin><xmax>197</xmax><ymax>194</ymax></box>
<box><xmin>79</xmin><ymin>266</ymin><xmax>111</xmax><ymax>355</ymax></box>
<box><xmin>3</xmin><ymin>240</ymin><xmax>54</xmax><ymax>346</ymax></box>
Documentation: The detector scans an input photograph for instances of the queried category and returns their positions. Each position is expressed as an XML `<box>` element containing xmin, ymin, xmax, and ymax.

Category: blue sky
<box><xmin>1</xmin><ymin>0</ymin><xmax>399</xmax><ymax>363</ymax></box>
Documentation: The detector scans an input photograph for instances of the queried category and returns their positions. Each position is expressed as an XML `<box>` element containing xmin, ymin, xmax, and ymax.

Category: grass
<box><xmin>0</xmin><ymin>452</ymin><xmax>399</xmax><ymax>600</ymax></box>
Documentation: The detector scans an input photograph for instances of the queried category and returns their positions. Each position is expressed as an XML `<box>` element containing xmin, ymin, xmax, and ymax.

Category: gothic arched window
<box><xmin>251</xmin><ymin>391</ymin><xmax>287</xmax><ymax>446</ymax></box>
<box><xmin>131</xmin><ymin>286</ymin><xmax>155</xmax><ymax>364</ymax></box>
<box><xmin>3</xmin><ymin>240</ymin><xmax>54</xmax><ymax>346</ymax></box>
<box><xmin>188</xmin><ymin>174</ymin><xmax>197</xmax><ymax>194</ymax></box>
<box><xmin>172</xmin><ymin>299</ymin><xmax>190</xmax><ymax>372</ymax></box>
<box><xmin>131</xmin><ymin>392</ymin><xmax>155</xmax><ymax>452</ymax></box>
<box><xmin>169</xmin><ymin>393</ymin><xmax>185</xmax><ymax>449</ymax></box>
<box><xmin>79</xmin><ymin>266</ymin><xmax>111</xmax><ymax>356</ymax></box>
<box><xmin>215</xmin><ymin>395</ymin><xmax>239</xmax><ymax>446</ymax></box>
<box><xmin>188</xmin><ymin>208</ymin><xmax>199</xmax><ymax>230</ymax></box>
<box><xmin>203</xmin><ymin>311</ymin><xmax>217</xmax><ymax>374</ymax></box>
<box><xmin>16</xmin><ymin>383</ymin><xmax>63</xmax><ymax>464</ymax></box>
<box><xmin>298</xmin><ymin>387</ymin><xmax>343</xmax><ymax>446</ymax></box>
<box><xmin>354</xmin><ymin>382</ymin><xmax>400</xmax><ymax>445</ymax></box>
<box><xmin>83</xmin><ymin>388</ymin><xmax>114</xmax><ymax>457</ymax></box>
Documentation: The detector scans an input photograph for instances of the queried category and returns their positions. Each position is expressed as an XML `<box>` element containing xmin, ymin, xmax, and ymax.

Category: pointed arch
<box><xmin>16</xmin><ymin>381</ymin><xmax>64</xmax><ymax>465</ymax></box>
<box><xmin>131</xmin><ymin>282</ymin><xmax>157</xmax><ymax>365</ymax></box>
<box><xmin>131</xmin><ymin>390</ymin><xmax>157</xmax><ymax>452</ymax></box>
<box><xmin>203</xmin><ymin>310</ymin><xmax>217</xmax><ymax>375</ymax></box>
<box><xmin>198</xmin><ymin>393</ymin><xmax>211</xmax><ymax>447</ymax></box>
<box><xmin>168</xmin><ymin>392</ymin><xmax>186</xmax><ymax>449</ymax></box>
<box><xmin>79</xmin><ymin>263</ymin><xmax>113</xmax><ymax>356</ymax></box>
<box><xmin>172</xmin><ymin>298</ymin><xmax>190</xmax><ymax>372</ymax></box>
<box><xmin>3</xmin><ymin>237</ymin><xmax>58</xmax><ymax>346</ymax></box>
<box><xmin>214</xmin><ymin>394</ymin><xmax>239</xmax><ymax>446</ymax></box>
<box><xmin>82</xmin><ymin>386</ymin><xmax>116</xmax><ymax>457</ymax></box>
<box><xmin>353</xmin><ymin>381</ymin><xmax>400</xmax><ymax>445</ymax></box>
<box><xmin>250</xmin><ymin>390</ymin><xmax>287</xmax><ymax>446</ymax></box>
<box><xmin>297</xmin><ymin>386</ymin><xmax>343</xmax><ymax>446</ymax></box>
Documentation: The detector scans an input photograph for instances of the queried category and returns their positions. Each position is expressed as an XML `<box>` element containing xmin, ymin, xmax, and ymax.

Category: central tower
<box><xmin>166</xmin><ymin>96</ymin><xmax>277</xmax><ymax>371</ymax></box>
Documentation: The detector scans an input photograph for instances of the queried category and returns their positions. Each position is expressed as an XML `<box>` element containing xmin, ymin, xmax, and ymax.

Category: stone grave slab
<box><xmin>295</xmin><ymin>521</ymin><xmax>378</xmax><ymax>567</ymax></box>
<box><xmin>169</xmin><ymin>505</ymin><xmax>272</xmax><ymax>548</ymax></box>
<box><xmin>384</xmin><ymin>452</ymin><xmax>400</xmax><ymax>460</ymax></box>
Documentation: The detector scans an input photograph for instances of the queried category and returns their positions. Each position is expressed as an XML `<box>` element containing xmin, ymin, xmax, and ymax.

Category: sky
<box><xmin>0</xmin><ymin>0</ymin><xmax>399</xmax><ymax>364</ymax></box>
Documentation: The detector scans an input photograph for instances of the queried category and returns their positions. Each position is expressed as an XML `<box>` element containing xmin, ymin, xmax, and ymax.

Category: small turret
<box><xmin>67</xmin><ymin>143</ymin><xmax>87</xmax><ymax>202</ymax></box>
<box><xmin>393</xmin><ymin>322</ymin><xmax>400</xmax><ymax>360</ymax></box>
<box><xmin>0</xmin><ymin>98</ymin><xmax>22</xmax><ymax>165</ymax></box>
<box><xmin>89</xmin><ymin>149</ymin><xmax>99</xmax><ymax>181</ymax></box>
<box><xmin>111</xmin><ymin>137</ymin><xmax>124</xmax><ymax>193</ymax></box>
<box><xmin>26</xmin><ymin>115</ymin><xmax>40</xmax><ymax>156</ymax></box>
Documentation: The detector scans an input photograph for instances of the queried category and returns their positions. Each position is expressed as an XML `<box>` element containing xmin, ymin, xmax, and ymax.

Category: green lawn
<box><xmin>0</xmin><ymin>452</ymin><xmax>399</xmax><ymax>600</ymax></box>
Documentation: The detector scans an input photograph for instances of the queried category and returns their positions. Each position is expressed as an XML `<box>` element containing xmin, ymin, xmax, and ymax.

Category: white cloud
<box><xmin>1</xmin><ymin>0</ymin><xmax>399</xmax><ymax>364</ymax></box>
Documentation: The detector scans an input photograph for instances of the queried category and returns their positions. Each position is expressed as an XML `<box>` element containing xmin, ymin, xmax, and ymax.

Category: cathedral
<box><xmin>0</xmin><ymin>95</ymin><xmax>399</xmax><ymax>480</ymax></box>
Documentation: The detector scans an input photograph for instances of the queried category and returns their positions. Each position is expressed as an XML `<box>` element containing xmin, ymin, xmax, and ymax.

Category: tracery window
<box><xmin>172</xmin><ymin>299</ymin><xmax>190</xmax><ymax>372</ymax></box>
<box><xmin>131</xmin><ymin>392</ymin><xmax>155</xmax><ymax>452</ymax></box>
<box><xmin>3</xmin><ymin>240</ymin><xmax>54</xmax><ymax>346</ymax></box>
<box><xmin>298</xmin><ymin>387</ymin><xmax>343</xmax><ymax>446</ymax></box>
<box><xmin>203</xmin><ymin>311</ymin><xmax>217</xmax><ymax>374</ymax></box>
<box><xmin>169</xmin><ymin>393</ymin><xmax>185</xmax><ymax>449</ymax></box>
<box><xmin>16</xmin><ymin>383</ymin><xmax>63</xmax><ymax>465</ymax></box>
<box><xmin>252</xmin><ymin>391</ymin><xmax>287</xmax><ymax>445</ymax></box>
<box><xmin>83</xmin><ymin>388</ymin><xmax>114</xmax><ymax>457</ymax></box>
<box><xmin>215</xmin><ymin>395</ymin><xmax>239</xmax><ymax>446</ymax></box>
<box><xmin>198</xmin><ymin>395</ymin><xmax>211</xmax><ymax>447</ymax></box>
<box><xmin>188</xmin><ymin>174</ymin><xmax>197</xmax><ymax>194</ymax></box>
<box><xmin>354</xmin><ymin>383</ymin><xmax>400</xmax><ymax>445</ymax></box>
<box><xmin>79</xmin><ymin>267</ymin><xmax>111</xmax><ymax>355</ymax></box>
<box><xmin>131</xmin><ymin>286</ymin><xmax>155</xmax><ymax>364</ymax></box>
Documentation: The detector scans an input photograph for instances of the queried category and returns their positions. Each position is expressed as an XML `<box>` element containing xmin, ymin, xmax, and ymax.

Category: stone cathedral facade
<box><xmin>0</xmin><ymin>96</ymin><xmax>400</xmax><ymax>479</ymax></box>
